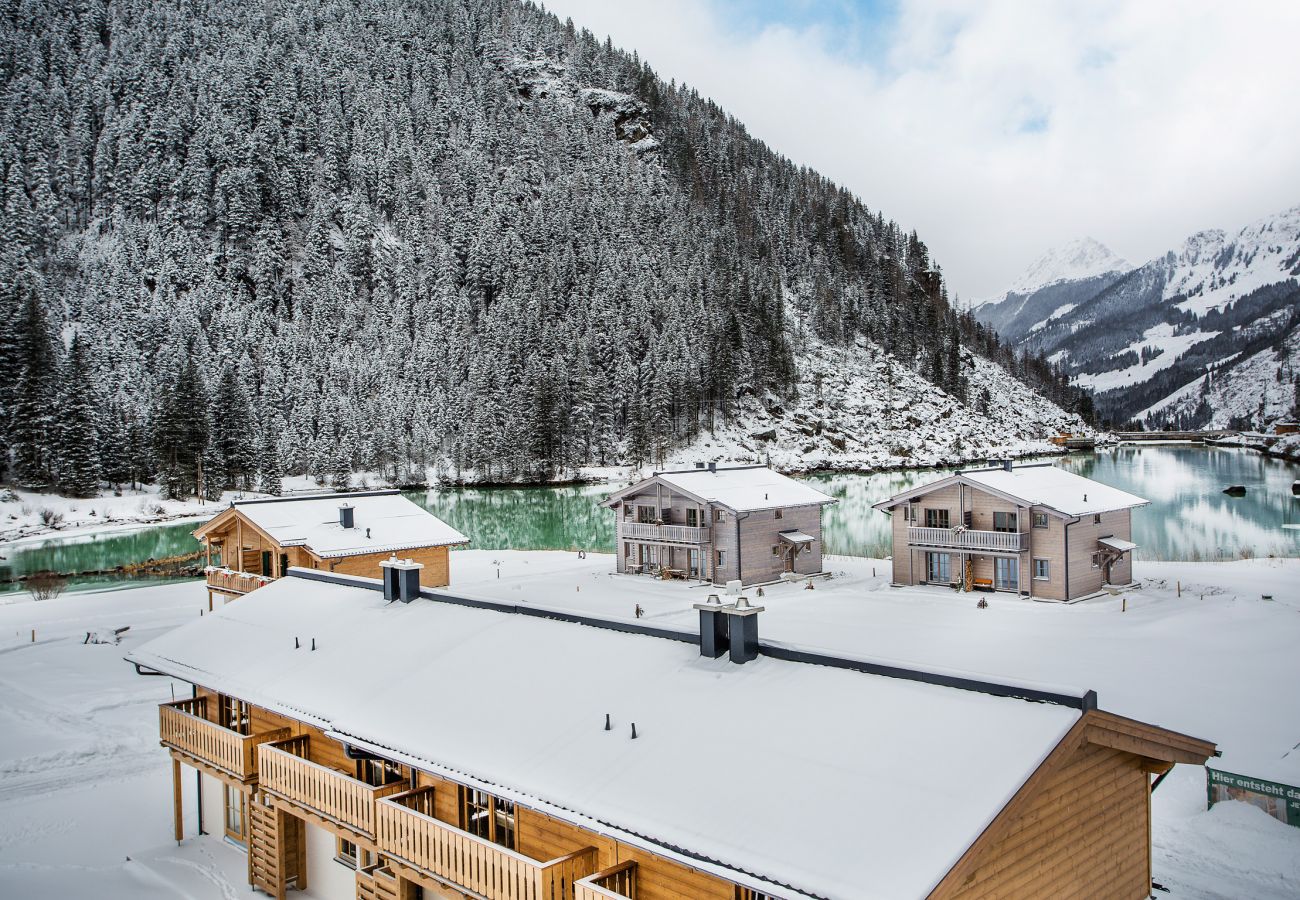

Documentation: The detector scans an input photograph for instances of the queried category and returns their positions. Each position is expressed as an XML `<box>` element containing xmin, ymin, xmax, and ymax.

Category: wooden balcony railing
<box><xmin>576</xmin><ymin>861</ymin><xmax>638</xmax><ymax>900</ymax></box>
<box><xmin>907</xmin><ymin>526</ymin><xmax>1028</xmax><ymax>552</ymax></box>
<box><xmin>158</xmin><ymin>698</ymin><xmax>289</xmax><ymax>781</ymax></box>
<box><xmin>376</xmin><ymin>788</ymin><xmax>599</xmax><ymax>899</ymax></box>
<box><xmin>258</xmin><ymin>736</ymin><xmax>406</xmax><ymax>839</ymax></box>
<box><xmin>355</xmin><ymin>863</ymin><xmax>400</xmax><ymax>900</ymax></box>
<box><xmin>205</xmin><ymin>566</ymin><xmax>272</xmax><ymax>595</ymax></box>
<box><xmin>619</xmin><ymin>521</ymin><xmax>710</xmax><ymax>544</ymax></box>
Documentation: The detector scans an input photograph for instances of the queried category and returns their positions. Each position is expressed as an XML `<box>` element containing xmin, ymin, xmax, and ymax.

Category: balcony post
<box><xmin>172</xmin><ymin>757</ymin><xmax>183</xmax><ymax>844</ymax></box>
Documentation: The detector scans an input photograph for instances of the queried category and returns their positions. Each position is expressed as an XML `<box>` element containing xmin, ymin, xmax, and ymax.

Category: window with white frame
<box><xmin>1034</xmin><ymin>558</ymin><xmax>1050</xmax><ymax>580</ymax></box>
<box><xmin>1033</xmin><ymin>512</ymin><xmax>1048</xmax><ymax>528</ymax></box>
<box><xmin>926</xmin><ymin>552</ymin><xmax>950</xmax><ymax>582</ymax></box>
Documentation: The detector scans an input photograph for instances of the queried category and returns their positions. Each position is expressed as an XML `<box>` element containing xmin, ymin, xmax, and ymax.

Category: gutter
<box><xmin>1063</xmin><ymin>516</ymin><xmax>1080</xmax><ymax>601</ymax></box>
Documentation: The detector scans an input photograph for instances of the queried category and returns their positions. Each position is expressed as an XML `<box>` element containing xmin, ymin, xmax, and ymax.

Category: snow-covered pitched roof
<box><xmin>130</xmin><ymin>572</ymin><xmax>1078</xmax><ymax>900</ymax></box>
<box><xmin>960</xmin><ymin>465</ymin><xmax>1149</xmax><ymax>517</ymax></box>
<box><xmin>873</xmin><ymin>464</ymin><xmax>1149</xmax><ymax>518</ymax></box>
<box><xmin>199</xmin><ymin>491</ymin><xmax>468</xmax><ymax>558</ymax></box>
<box><xmin>609</xmin><ymin>465</ymin><xmax>835</xmax><ymax>513</ymax></box>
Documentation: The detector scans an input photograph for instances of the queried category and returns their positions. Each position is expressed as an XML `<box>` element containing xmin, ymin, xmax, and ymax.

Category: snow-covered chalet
<box><xmin>601</xmin><ymin>463</ymin><xmax>836</xmax><ymax>585</ymax></box>
<box><xmin>130</xmin><ymin>565</ymin><xmax>1215</xmax><ymax>900</ymax></box>
<box><xmin>873</xmin><ymin>462</ymin><xmax>1148</xmax><ymax>601</ymax></box>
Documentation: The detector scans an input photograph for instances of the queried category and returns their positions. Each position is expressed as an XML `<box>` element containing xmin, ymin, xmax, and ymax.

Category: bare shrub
<box><xmin>27</xmin><ymin>571</ymin><xmax>68</xmax><ymax>602</ymax></box>
<box><xmin>38</xmin><ymin>508</ymin><xmax>65</xmax><ymax>527</ymax></box>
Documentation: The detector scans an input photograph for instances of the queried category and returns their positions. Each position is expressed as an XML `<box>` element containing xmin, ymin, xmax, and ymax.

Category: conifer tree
<box><xmin>56</xmin><ymin>334</ymin><xmax>103</xmax><ymax>497</ymax></box>
<box><xmin>9</xmin><ymin>284</ymin><xmax>57</xmax><ymax>489</ymax></box>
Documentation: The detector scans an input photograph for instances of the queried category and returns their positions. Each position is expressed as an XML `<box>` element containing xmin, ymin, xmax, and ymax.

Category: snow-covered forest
<box><xmin>0</xmin><ymin>0</ymin><xmax>1088</xmax><ymax>496</ymax></box>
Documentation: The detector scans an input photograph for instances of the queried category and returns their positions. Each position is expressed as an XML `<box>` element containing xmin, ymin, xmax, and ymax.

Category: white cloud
<box><xmin>542</xmin><ymin>0</ymin><xmax>1300</xmax><ymax>299</ymax></box>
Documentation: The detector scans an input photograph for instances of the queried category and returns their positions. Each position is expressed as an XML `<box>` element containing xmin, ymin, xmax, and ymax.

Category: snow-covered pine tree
<box><xmin>56</xmin><ymin>334</ymin><xmax>103</xmax><ymax>498</ymax></box>
<box><xmin>9</xmin><ymin>282</ymin><xmax>58</xmax><ymax>489</ymax></box>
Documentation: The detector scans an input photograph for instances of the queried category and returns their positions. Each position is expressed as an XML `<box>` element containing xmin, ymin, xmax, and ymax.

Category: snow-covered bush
<box><xmin>38</xmin><ymin>508</ymin><xmax>64</xmax><ymax>527</ymax></box>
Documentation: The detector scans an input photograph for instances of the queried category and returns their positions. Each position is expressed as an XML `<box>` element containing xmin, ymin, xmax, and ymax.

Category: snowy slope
<box><xmin>980</xmin><ymin>204</ymin><xmax>1300</xmax><ymax>427</ymax></box>
<box><xmin>973</xmin><ymin>238</ymin><xmax>1129</xmax><ymax>345</ymax></box>
<box><xmin>664</xmin><ymin>336</ymin><xmax>1088</xmax><ymax>472</ymax></box>
<box><xmin>1007</xmin><ymin>237</ymin><xmax>1130</xmax><ymax>297</ymax></box>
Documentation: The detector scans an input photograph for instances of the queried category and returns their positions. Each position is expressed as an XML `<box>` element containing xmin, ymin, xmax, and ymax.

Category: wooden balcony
<box><xmin>619</xmin><ymin>521</ymin><xmax>710</xmax><ymax>544</ymax></box>
<box><xmin>258</xmin><ymin>736</ymin><xmax>406</xmax><ymax>840</ymax></box>
<box><xmin>376</xmin><ymin>787</ymin><xmax>599</xmax><ymax>899</ymax></box>
<box><xmin>205</xmin><ymin>566</ymin><xmax>272</xmax><ymax>596</ymax></box>
<box><xmin>355</xmin><ymin>863</ymin><xmax>401</xmax><ymax>900</ymax></box>
<box><xmin>907</xmin><ymin>526</ymin><xmax>1028</xmax><ymax>553</ymax></box>
<box><xmin>158</xmin><ymin>698</ymin><xmax>288</xmax><ymax>783</ymax></box>
<box><xmin>576</xmin><ymin>861</ymin><xmax>638</xmax><ymax>899</ymax></box>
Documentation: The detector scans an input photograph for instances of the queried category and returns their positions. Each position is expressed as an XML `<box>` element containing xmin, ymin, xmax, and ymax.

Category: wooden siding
<box><xmin>932</xmin><ymin>739</ymin><xmax>1151</xmax><ymax>899</ymax></box>
<box><xmin>325</xmin><ymin>544</ymin><xmax>451</xmax><ymax>588</ymax></box>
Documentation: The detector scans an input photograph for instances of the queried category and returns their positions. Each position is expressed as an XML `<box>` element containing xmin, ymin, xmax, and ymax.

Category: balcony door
<box><xmin>459</xmin><ymin>786</ymin><xmax>515</xmax><ymax>850</ymax></box>
<box><xmin>992</xmin><ymin>512</ymin><xmax>1017</xmax><ymax>533</ymax></box>
<box><xmin>218</xmin><ymin>694</ymin><xmax>250</xmax><ymax>735</ymax></box>
<box><xmin>995</xmin><ymin>558</ymin><xmax>1019</xmax><ymax>591</ymax></box>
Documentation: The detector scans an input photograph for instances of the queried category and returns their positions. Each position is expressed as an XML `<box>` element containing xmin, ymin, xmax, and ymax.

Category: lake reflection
<box><xmin>5</xmin><ymin>446</ymin><xmax>1299</xmax><ymax>592</ymax></box>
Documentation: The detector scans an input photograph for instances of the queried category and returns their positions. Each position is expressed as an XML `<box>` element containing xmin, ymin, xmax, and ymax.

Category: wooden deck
<box><xmin>618</xmin><ymin>521</ymin><xmax>710</xmax><ymax>544</ymax></box>
<box><xmin>205</xmin><ymin>567</ymin><xmax>271</xmax><ymax>596</ymax></box>
<box><xmin>376</xmin><ymin>787</ymin><xmax>598</xmax><ymax>900</ymax></box>
<box><xmin>158</xmin><ymin>698</ymin><xmax>288</xmax><ymax>782</ymax></box>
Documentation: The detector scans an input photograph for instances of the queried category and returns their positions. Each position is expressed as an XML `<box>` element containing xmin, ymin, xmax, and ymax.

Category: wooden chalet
<box><xmin>873</xmin><ymin>462</ymin><xmax>1149</xmax><ymax>602</ymax></box>
<box><xmin>130</xmin><ymin>565</ymin><xmax>1214</xmax><ymax>900</ymax></box>
<box><xmin>601</xmin><ymin>463</ymin><xmax>836</xmax><ymax>586</ymax></box>
<box><xmin>194</xmin><ymin>490</ymin><xmax>469</xmax><ymax>606</ymax></box>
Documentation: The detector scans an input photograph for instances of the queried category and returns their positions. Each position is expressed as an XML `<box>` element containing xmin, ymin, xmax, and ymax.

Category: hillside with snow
<box><xmin>666</xmin><ymin>336</ymin><xmax>1086</xmax><ymax>472</ymax></box>
<box><xmin>973</xmin><ymin>238</ymin><xmax>1129</xmax><ymax>345</ymax></box>
<box><xmin>978</xmin><ymin>205</ymin><xmax>1300</xmax><ymax>428</ymax></box>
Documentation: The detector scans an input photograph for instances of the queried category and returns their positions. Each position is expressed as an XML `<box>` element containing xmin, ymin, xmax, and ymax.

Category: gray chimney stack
<box><xmin>708</xmin><ymin>461</ymin><xmax>717</xmax><ymax>473</ymax></box>
<box><xmin>719</xmin><ymin>597</ymin><xmax>764</xmax><ymax>663</ymax></box>
<box><xmin>339</xmin><ymin>503</ymin><xmax>355</xmax><ymax>529</ymax></box>
<box><xmin>1002</xmin><ymin>459</ymin><xmax>1013</xmax><ymax>472</ymax></box>
<box><xmin>693</xmin><ymin>595</ymin><xmax>729</xmax><ymax>658</ymax></box>
<box><xmin>380</xmin><ymin>556</ymin><xmax>423</xmax><ymax>602</ymax></box>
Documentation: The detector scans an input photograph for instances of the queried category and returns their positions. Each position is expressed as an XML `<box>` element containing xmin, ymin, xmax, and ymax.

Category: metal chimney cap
<box><xmin>380</xmin><ymin>557</ymin><xmax>424</xmax><ymax>571</ymax></box>
<box><xmin>720</xmin><ymin>599</ymin><xmax>765</xmax><ymax>617</ymax></box>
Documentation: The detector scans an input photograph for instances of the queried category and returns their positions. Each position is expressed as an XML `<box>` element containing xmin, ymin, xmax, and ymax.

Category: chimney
<box><xmin>718</xmin><ymin>596</ymin><xmax>765</xmax><ymax>664</ymax></box>
<box><xmin>339</xmin><ymin>503</ymin><xmax>355</xmax><ymax>529</ymax></box>
<box><xmin>708</xmin><ymin>461</ymin><xmax>717</xmax><ymax>473</ymax></box>
<box><xmin>1002</xmin><ymin>459</ymin><xmax>1013</xmax><ymax>472</ymax></box>
<box><xmin>692</xmin><ymin>594</ymin><xmax>728</xmax><ymax>658</ymax></box>
<box><xmin>695</xmin><ymin>461</ymin><xmax>705</xmax><ymax>469</ymax></box>
<box><xmin>380</xmin><ymin>556</ymin><xmax>423</xmax><ymax>602</ymax></box>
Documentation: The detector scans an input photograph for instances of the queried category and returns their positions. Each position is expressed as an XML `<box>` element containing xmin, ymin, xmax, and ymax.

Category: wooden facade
<box><xmin>163</xmin><ymin>685</ymin><xmax>768</xmax><ymax>900</ymax></box>
<box><xmin>194</xmin><ymin>494</ymin><xmax>460</xmax><ymax>607</ymax></box>
<box><xmin>877</xmin><ymin>466</ymin><xmax>1142</xmax><ymax>602</ymax></box>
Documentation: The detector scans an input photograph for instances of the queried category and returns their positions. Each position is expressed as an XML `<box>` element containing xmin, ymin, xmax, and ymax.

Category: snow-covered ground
<box><xmin>1</xmin><ymin>552</ymin><xmax>1296</xmax><ymax>898</ymax></box>
<box><xmin>0</xmin><ymin>485</ymin><xmax>235</xmax><ymax>545</ymax></box>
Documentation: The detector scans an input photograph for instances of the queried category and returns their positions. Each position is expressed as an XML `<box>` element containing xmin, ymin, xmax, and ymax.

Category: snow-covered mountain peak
<box><xmin>1008</xmin><ymin>237</ymin><xmax>1129</xmax><ymax>296</ymax></box>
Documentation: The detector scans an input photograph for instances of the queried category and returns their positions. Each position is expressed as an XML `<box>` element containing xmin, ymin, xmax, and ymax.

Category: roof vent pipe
<box><xmin>339</xmin><ymin>503</ymin><xmax>355</xmax><ymax>529</ymax></box>
<box><xmin>381</xmin><ymin>556</ymin><xmax>424</xmax><ymax>602</ymax></box>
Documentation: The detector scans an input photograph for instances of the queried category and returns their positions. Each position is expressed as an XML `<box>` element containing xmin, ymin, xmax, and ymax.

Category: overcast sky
<box><xmin>543</xmin><ymin>0</ymin><xmax>1300</xmax><ymax>300</ymax></box>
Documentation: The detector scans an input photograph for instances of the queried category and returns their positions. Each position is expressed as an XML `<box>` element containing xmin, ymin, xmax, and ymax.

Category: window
<box><xmin>637</xmin><ymin>505</ymin><xmax>656</xmax><ymax>524</ymax></box>
<box><xmin>714</xmin><ymin>509</ymin><xmax>725</xmax><ymax>523</ymax></box>
<box><xmin>924</xmin><ymin>508</ymin><xmax>950</xmax><ymax>529</ymax></box>
<box><xmin>661</xmin><ymin>507</ymin><xmax>672</xmax><ymax>523</ymax></box>
<box><xmin>1032</xmin><ymin>512</ymin><xmax>1048</xmax><ymax>528</ymax></box>
<box><xmin>900</xmin><ymin>505</ymin><xmax>911</xmax><ymax>522</ymax></box>
<box><xmin>278</xmin><ymin>553</ymin><xmax>288</xmax><ymax>577</ymax></box>
<box><xmin>686</xmin><ymin>508</ymin><xmax>698</xmax><ymax>528</ymax></box>
<box><xmin>774</xmin><ymin>509</ymin><xmax>783</xmax><ymax>520</ymax></box>
<box><xmin>716</xmin><ymin>550</ymin><xmax>726</xmax><ymax>568</ymax></box>
<box><xmin>992</xmin><ymin>511</ymin><xmax>1017</xmax><ymax>533</ymax></box>
<box><xmin>223</xmin><ymin>785</ymin><xmax>246</xmax><ymax>844</ymax></box>
<box><xmin>358</xmin><ymin>757</ymin><xmax>403</xmax><ymax>787</ymax></box>
<box><xmin>688</xmin><ymin>548</ymin><xmax>701</xmax><ymax>577</ymax></box>
<box><xmin>1093</xmin><ymin>513</ymin><xmax>1102</xmax><ymax>525</ymax></box>
<box><xmin>622</xmin><ymin>504</ymin><xmax>632</xmax><ymax>518</ymax></box>
<box><xmin>737</xmin><ymin>889</ymin><xmax>774</xmax><ymax>900</ymax></box>
<box><xmin>995</xmin><ymin>558</ymin><xmax>1019</xmax><ymax>590</ymax></box>
<box><xmin>1034</xmin><ymin>559</ymin><xmax>1051</xmax><ymax>580</ymax></box>
<box><xmin>772</xmin><ymin>545</ymin><xmax>780</xmax><ymax>556</ymax></box>
<box><xmin>459</xmin><ymin>786</ymin><xmax>515</xmax><ymax>850</ymax></box>
<box><xmin>1091</xmin><ymin>552</ymin><xmax>1101</xmax><ymax>569</ymax></box>
<box><xmin>218</xmin><ymin>695</ymin><xmax>250</xmax><ymax>735</ymax></box>
<box><xmin>926</xmin><ymin>553</ymin><xmax>950</xmax><ymax>582</ymax></box>
<box><xmin>336</xmin><ymin>837</ymin><xmax>359</xmax><ymax>868</ymax></box>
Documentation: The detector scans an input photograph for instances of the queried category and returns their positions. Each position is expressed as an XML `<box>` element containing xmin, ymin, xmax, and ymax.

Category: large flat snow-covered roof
<box><xmin>130</xmin><ymin>572</ymin><xmax>1079</xmax><ymax>899</ymax></box>
<box><xmin>614</xmin><ymin>465</ymin><xmax>835</xmax><ymax>513</ymax></box>
<box><xmin>200</xmin><ymin>491</ymin><xmax>468</xmax><ymax>558</ymax></box>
